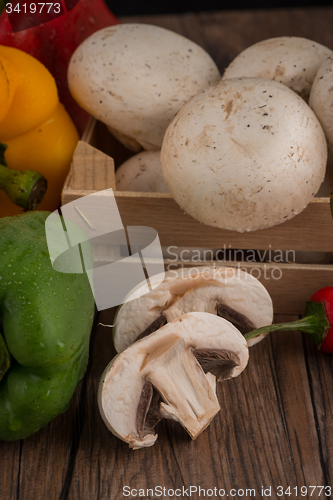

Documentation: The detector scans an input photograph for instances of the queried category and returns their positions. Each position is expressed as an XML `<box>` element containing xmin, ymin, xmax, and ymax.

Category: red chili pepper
<box><xmin>245</xmin><ymin>287</ymin><xmax>333</xmax><ymax>353</ymax></box>
<box><xmin>0</xmin><ymin>0</ymin><xmax>119</xmax><ymax>134</ymax></box>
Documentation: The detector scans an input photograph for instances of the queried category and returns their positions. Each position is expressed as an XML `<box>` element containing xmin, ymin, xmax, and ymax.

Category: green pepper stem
<box><xmin>0</xmin><ymin>164</ymin><xmax>47</xmax><ymax>210</ymax></box>
<box><xmin>244</xmin><ymin>301</ymin><xmax>330</xmax><ymax>348</ymax></box>
<box><xmin>0</xmin><ymin>332</ymin><xmax>10</xmax><ymax>383</ymax></box>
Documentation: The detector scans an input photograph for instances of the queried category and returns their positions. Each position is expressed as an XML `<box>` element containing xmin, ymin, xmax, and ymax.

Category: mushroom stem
<box><xmin>145</xmin><ymin>337</ymin><xmax>220</xmax><ymax>440</ymax></box>
<box><xmin>244</xmin><ymin>301</ymin><xmax>329</xmax><ymax>348</ymax></box>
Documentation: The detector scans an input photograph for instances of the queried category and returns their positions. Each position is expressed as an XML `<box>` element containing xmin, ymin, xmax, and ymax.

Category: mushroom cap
<box><xmin>309</xmin><ymin>55</ymin><xmax>333</xmax><ymax>152</ymax></box>
<box><xmin>68</xmin><ymin>23</ymin><xmax>221</xmax><ymax>151</ymax></box>
<box><xmin>160</xmin><ymin>77</ymin><xmax>327</xmax><ymax>232</ymax></box>
<box><xmin>99</xmin><ymin>311</ymin><xmax>249</xmax><ymax>449</ymax></box>
<box><xmin>113</xmin><ymin>266</ymin><xmax>273</xmax><ymax>352</ymax></box>
<box><xmin>222</xmin><ymin>36</ymin><xmax>332</xmax><ymax>101</ymax></box>
<box><xmin>116</xmin><ymin>151</ymin><xmax>168</xmax><ymax>192</ymax></box>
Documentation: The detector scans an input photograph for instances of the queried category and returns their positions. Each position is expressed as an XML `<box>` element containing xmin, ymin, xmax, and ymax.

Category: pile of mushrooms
<box><xmin>68</xmin><ymin>23</ymin><xmax>220</xmax><ymax>152</ymax></box>
<box><xmin>69</xmin><ymin>31</ymin><xmax>332</xmax><ymax>232</ymax></box>
<box><xmin>98</xmin><ymin>266</ymin><xmax>272</xmax><ymax>448</ymax></box>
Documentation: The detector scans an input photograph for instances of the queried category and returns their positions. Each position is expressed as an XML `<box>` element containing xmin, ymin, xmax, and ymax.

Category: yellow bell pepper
<box><xmin>0</xmin><ymin>46</ymin><xmax>79</xmax><ymax>217</ymax></box>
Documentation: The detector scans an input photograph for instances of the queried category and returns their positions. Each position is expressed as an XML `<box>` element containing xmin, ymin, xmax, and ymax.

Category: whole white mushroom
<box><xmin>116</xmin><ymin>151</ymin><xmax>168</xmax><ymax>192</ymax></box>
<box><xmin>222</xmin><ymin>37</ymin><xmax>332</xmax><ymax>101</ymax></box>
<box><xmin>68</xmin><ymin>24</ymin><xmax>221</xmax><ymax>151</ymax></box>
<box><xmin>160</xmin><ymin>77</ymin><xmax>327</xmax><ymax>232</ymax></box>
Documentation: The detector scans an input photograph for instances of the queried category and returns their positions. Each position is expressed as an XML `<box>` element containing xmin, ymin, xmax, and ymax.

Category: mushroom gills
<box><xmin>135</xmin><ymin>301</ymin><xmax>255</xmax><ymax>343</ymax></box>
<box><xmin>193</xmin><ymin>348</ymin><xmax>241</xmax><ymax>381</ymax></box>
<box><xmin>136</xmin><ymin>382</ymin><xmax>163</xmax><ymax>439</ymax></box>
<box><xmin>136</xmin><ymin>314</ymin><xmax>167</xmax><ymax>341</ymax></box>
<box><xmin>216</xmin><ymin>302</ymin><xmax>256</xmax><ymax>336</ymax></box>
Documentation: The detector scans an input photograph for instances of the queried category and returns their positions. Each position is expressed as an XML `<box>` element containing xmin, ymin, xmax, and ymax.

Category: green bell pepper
<box><xmin>0</xmin><ymin>211</ymin><xmax>95</xmax><ymax>440</ymax></box>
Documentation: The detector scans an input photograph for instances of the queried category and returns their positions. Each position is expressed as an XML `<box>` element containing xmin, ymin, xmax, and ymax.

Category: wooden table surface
<box><xmin>2</xmin><ymin>7</ymin><xmax>333</xmax><ymax>500</ymax></box>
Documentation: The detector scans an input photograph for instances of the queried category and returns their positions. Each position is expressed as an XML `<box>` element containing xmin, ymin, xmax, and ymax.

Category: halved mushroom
<box><xmin>116</xmin><ymin>151</ymin><xmax>168</xmax><ymax>192</ymax></box>
<box><xmin>68</xmin><ymin>24</ymin><xmax>221</xmax><ymax>151</ymax></box>
<box><xmin>113</xmin><ymin>266</ymin><xmax>273</xmax><ymax>353</ymax></box>
<box><xmin>99</xmin><ymin>312</ymin><xmax>249</xmax><ymax>449</ymax></box>
<box><xmin>222</xmin><ymin>37</ymin><xmax>332</xmax><ymax>101</ymax></box>
<box><xmin>309</xmin><ymin>55</ymin><xmax>333</xmax><ymax>154</ymax></box>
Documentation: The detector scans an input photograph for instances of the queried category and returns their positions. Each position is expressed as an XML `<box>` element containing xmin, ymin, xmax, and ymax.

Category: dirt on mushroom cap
<box><xmin>68</xmin><ymin>23</ymin><xmax>221</xmax><ymax>150</ymax></box>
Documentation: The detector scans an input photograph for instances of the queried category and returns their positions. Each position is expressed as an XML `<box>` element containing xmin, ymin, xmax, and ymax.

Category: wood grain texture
<box><xmin>303</xmin><ymin>339</ymin><xmax>333</xmax><ymax>487</ymax></box>
<box><xmin>62</xmin><ymin>186</ymin><xmax>333</xmax><ymax>252</ymax></box>
<box><xmin>0</xmin><ymin>383</ymin><xmax>85</xmax><ymax>500</ymax></box>
<box><xmin>64</xmin><ymin>311</ymin><xmax>330</xmax><ymax>500</ymax></box>
<box><xmin>64</xmin><ymin>141</ymin><xmax>116</xmax><ymax>193</ymax></box>
<box><xmin>165</xmin><ymin>261</ymin><xmax>333</xmax><ymax>315</ymax></box>
<box><xmin>2</xmin><ymin>8</ymin><xmax>333</xmax><ymax>500</ymax></box>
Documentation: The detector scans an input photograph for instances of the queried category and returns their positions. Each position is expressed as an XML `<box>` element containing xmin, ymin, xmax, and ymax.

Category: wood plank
<box><xmin>0</xmin><ymin>441</ymin><xmax>21</xmax><ymax>500</ymax></box>
<box><xmin>65</xmin><ymin>141</ymin><xmax>116</xmax><ymax>192</ymax></box>
<box><xmin>77</xmin><ymin>254</ymin><xmax>333</xmax><ymax>315</ymax></box>
<box><xmin>268</xmin><ymin>319</ymin><xmax>326</xmax><ymax>488</ymax></box>
<box><xmin>200</xmin><ymin>7</ymin><xmax>333</xmax><ymax>73</ymax></box>
<box><xmin>6</xmin><ymin>385</ymin><xmax>85</xmax><ymax>500</ymax></box>
<box><xmin>121</xmin><ymin>7</ymin><xmax>333</xmax><ymax>74</ymax></box>
<box><xmin>164</xmin><ymin>261</ymin><xmax>333</xmax><ymax>315</ymax></box>
<box><xmin>303</xmin><ymin>339</ymin><xmax>333</xmax><ymax>488</ymax></box>
<box><xmin>62</xmin><ymin>187</ymin><xmax>333</xmax><ymax>253</ymax></box>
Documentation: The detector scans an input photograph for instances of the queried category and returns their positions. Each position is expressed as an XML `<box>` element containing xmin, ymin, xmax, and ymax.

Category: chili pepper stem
<box><xmin>0</xmin><ymin>164</ymin><xmax>47</xmax><ymax>210</ymax></box>
<box><xmin>244</xmin><ymin>301</ymin><xmax>330</xmax><ymax>349</ymax></box>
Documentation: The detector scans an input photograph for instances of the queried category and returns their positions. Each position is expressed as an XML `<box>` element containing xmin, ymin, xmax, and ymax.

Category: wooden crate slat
<box><xmin>63</xmin><ymin>184</ymin><xmax>333</xmax><ymax>252</ymax></box>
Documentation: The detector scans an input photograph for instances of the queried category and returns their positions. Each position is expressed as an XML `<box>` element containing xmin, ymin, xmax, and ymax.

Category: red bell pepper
<box><xmin>0</xmin><ymin>0</ymin><xmax>119</xmax><ymax>134</ymax></box>
<box><xmin>245</xmin><ymin>287</ymin><xmax>333</xmax><ymax>353</ymax></box>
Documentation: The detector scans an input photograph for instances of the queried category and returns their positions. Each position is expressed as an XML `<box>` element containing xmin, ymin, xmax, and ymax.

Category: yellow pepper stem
<box><xmin>0</xmin><ymin>164</ymin><xmax>47</xmax><ymax>210</ymax></box>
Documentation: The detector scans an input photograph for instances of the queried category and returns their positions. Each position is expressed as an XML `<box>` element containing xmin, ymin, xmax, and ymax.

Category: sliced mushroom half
<box><xmin>113</xmin><ymin>266</ymin><xmax>273</xmax><ymax>352</ymax></box>
<box><xmin>99</xmin><ymin>312</ymin><xmax>249</xmax><ymax>449</ymax></box>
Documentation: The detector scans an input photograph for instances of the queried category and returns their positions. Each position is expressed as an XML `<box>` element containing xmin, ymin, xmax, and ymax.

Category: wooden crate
<box><xmin>62</xmin><ymin>117</ymin><xmax>333</xmax><ymax>316</ymax></box>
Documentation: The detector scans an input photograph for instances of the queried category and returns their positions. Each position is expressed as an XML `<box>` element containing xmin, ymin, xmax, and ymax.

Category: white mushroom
<box><xmin>222</xmin><ymin>36</ymin><xmax>332</xmax><ymax>101</ymax></box>
<box><xmin>309</xmin><ymin>55</ymin><xmax>333</xmax><ymax>196</ymax></box>
<box><xmin>113</xmin><ymin>266</ymin><xmax>273</xmax><ymax>353</ymax></box>
<box><xmin>116</xmin><ymin>151</ymin><xmax>168</xmax><ymax>192</ymax></box>
<box><xmin>99</xmin><ymin>312</ymin><xmax>249</xmax><ymax>449</ymax></box>
<box><xmin>160</xmin><ymin>77</ymin><xmax>327</xmax><ymax>232</ymax></box>
<box><xmin>309</xmin><ymin>55</ymin><xmax>333</xmax><ymax>154</ymax></box>
<box><xmin>68</xmin><ymin>24</ymin><xmax>221</xmax><ymax>151</ymax></box>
